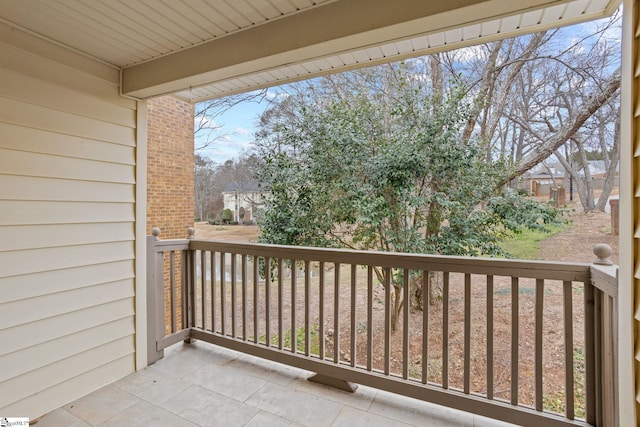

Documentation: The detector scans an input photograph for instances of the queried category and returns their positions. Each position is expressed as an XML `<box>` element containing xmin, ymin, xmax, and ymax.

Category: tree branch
<box><xmin>501</xmin><ymin>68</ymin><xmax>620</xmax><ymax>185</ymax></box>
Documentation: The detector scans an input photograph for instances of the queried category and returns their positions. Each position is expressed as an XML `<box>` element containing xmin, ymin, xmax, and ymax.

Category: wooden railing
<box><xmin>147</xmin><ymin>228</ymin><xmax>618</xmax><ymax>427</ymax></box>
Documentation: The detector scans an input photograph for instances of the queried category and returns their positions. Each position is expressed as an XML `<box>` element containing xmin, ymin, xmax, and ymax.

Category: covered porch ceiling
<box><xmin>0</xmin><ymin>0</ymin><xmax>621</xmax><ymax>103</ymax></box>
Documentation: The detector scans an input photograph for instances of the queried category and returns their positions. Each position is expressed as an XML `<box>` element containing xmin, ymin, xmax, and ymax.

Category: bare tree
<box><xmin>195</xmin><ymin>89</ymin><xmax>268</xmax><ymax>151</ymax></box>
<box><xmin>437</xmin><ymin>14</ymin><xmax>620</xmax><ymax>205</ymax></box>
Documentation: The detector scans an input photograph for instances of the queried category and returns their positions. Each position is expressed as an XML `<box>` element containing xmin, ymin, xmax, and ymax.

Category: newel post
<box><xmin>588</xmin><ymin>243</ymin><xmax>619</xmax><ymax>427</ymax></box>
<box><xmin>147</xmin><ymin>227</ymin><xmax>165</xmax><ymax>365</ymax></box>
<box><xmin>593</xmin><ymin>243</ymin><xmax>613</xmax><ymax>266</ymax></box>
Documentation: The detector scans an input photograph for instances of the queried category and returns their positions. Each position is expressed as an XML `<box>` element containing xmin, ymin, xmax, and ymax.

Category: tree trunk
<box><xmin>595</xmin><ymin>114</ymin><xmax>620</xmax><ymax>211</ymax></box>
<box><xmin>554</xmin><ymin>149</ymin><xmax>591</xmax><ymax>211</ymax></box>
<box><xmin>391</xmin><ymin>284</ymin><xmax>403</xmax><ymax>332</ymax></box>
<box><xmin>411</xmin><ymin>271</ymin><xmax>443</xmax><ymax>310</ymax></box>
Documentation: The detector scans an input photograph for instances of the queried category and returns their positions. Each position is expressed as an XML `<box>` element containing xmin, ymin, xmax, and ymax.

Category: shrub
<box><xmin>221</xmin><ymin>208</ymin><xmax>233</xmax><ymax>223</ymax></box>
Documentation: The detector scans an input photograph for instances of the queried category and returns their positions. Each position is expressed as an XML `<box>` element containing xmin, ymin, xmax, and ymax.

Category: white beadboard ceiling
<box><xmin>0</xmin><ymin>0</ymin><xmax>620</xmax><ymax>103</ymax></box>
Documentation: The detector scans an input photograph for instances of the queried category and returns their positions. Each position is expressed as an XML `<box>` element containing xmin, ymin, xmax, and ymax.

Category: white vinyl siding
<box><xmin>0</xmin><ymin>25</ymin><xmax>138</xmax><ymax>419</ymax></box>
<box><xmin>627</xmin><ymin>0</ymin><xmax>640</xmax><ymax>419</ymax></box>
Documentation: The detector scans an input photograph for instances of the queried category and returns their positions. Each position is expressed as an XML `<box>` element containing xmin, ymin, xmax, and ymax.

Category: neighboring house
<box><xmin>519</xmin><ymin>161</ymin><xmax>619</xmax><ymax>196</ymax></box>
<box><xmin>0</xmin><ymin>1</ymin><xmax>638</xmax><ymax>425</ymax></box>
<box><xmin>582</xmin><ymin>160</ymin><xmax>609</xmax><ymax>178</ymax></box>
<box><xmin>576</xmin><ymin>160</ymin><xmax>620</xmax><ymax>189</ymax></box>
<box><xmin>222</xmin><ymin>182</ymin><xmax>263</xmax><ymax>223</ymax></box>
<box><xmin>521</xmin><ymin>167</ymin><xmax>566</xmax><ymax>196</ymax></box>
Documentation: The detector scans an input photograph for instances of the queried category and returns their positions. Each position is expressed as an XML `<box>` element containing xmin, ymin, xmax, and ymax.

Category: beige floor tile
<box><xmin>332</xmin><ymin>406</ymin><xmax>413</xmax><ymax>427</ymax></box>
<box><xmin>113</xmin><ymin>365</ymin><xmax>190</xmax><ymax>405</ymax></box>
<box><xmin>150</xmin><ymin>347</ymin><xmax>210</xmax><ymax>379</ymax></box>
<box><xmin>162</xmin><ymin>385</ymin><xmax>259</xmax><ymax>426</ymax></box>
<box><xmin>34</xmin><ymin>408</ymin><xmax>90</xmax><ymax>427</ymax></box>
<box><xmin>244</xmin><ymin>410</ymin><xmax>302</xmax><ymax>427</ymax></box>
<box><xmin>245</xmin><ymin>382</ymin><xmax>343</xmax><ymax>427</ymax></box>
<box><xmin>288</xmin><ymin>377</ymin><xmax>375</xmax><ymax>411</ymax></box>
<box><xmin>181</xmin><ymin>361</ymin><xmax>267</xmax><ymax>402</ymax></box>
<box><xmin>227</xmin><ymin>353</ymin><xmax>305</xmax><ymax>386</ymax></box>
<box><xmin>64</xmin><ymin>384</ymin><xmax>139</xmax><ymax>426</ymax></box>
<box><xmin>368</xmin><ymin>389</ymin><xmax>474</xmax><ymax>427</ymax></box>
<box><xmin>473</xmin><ymin>414</ymin><xmax>522</xmax><ymax>427</ymax></box>
<box><xmin>99</xmin><ymin>400</ymin><xmax>196</xmax><ymax>427</ymax></box>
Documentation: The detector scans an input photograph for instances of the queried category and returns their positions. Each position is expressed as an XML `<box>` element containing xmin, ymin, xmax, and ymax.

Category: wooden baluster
<box><xmin>231</xmin><ymin>253</ymin><xmax>237</xmax><ymax>338</ymax></box>
<box><xmin>351</xmin><ymin>264</ymin><xmax>357</xmax><ymax>368</ymax></box>
<box><xmin>403</xmin><ymin>269</ymin><xmax>410</xmax><ymax>379</ymax></box>
<box><xmin>563</xmin><ymin>280</ymin><xmax>575</xmax><ymax>420</ymax></box>
<box><xmin>291</xmin><ymin>260</ymin><xmax>297</xmax><ymax>353</ymax></box>
<box><xmin>384</xmin><ymin>267</ymin><xmax>391</xmax><ymax>375</ymax></box>
<box><xmin>535</xmin><ymin>278</ymin><xmax>544</xmax><ymax>411</ymax></box>
<box><xmin>422</xmin><ymin>270</ymin><xmax>429</xmax><ymax>384</ymax></box>
<box><xmin>464</xmin><ymin>273</ymin><xmax>471</xmax><ymax>394</ymax></box>
<box><xmin>242</xmin><ymin>255</ymin><xmax>247</xmax><ymax>340</ymax></box>
<box><xmin>487</xmin><ymin>275</ymin><xmax>494</xmax><ymax>400</ymax></box>
<box><xmin>367</xmin><ymin>266</ymin><xmax>373</xmax><ymax>372</ymax></box>
<box><xmin>278</xmin><ymin>258</ymin><xmax>284</xmax><ymax>349</ymax></box>
<box><xmin>304</xmin><ymin>260</ymin><xmax>311</xmax><ymax>356</ymax></box>
<box><xmin>334</xmin><ymin>263</ymin><xmax>341</xmax><ymax>364</ymax></box>
<box><xmin>511</xmin><ymin>277</ymin><xmax>519</xmax><ymax>405</ymax></box>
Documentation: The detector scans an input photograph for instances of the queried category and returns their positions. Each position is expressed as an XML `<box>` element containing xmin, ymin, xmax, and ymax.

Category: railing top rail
<box><xmin>151</xmin><ymin>238</ymin><xmax>190</xmax><ymax>252</ymax></box>
<box><xmin>147</xmin><ymin>228</ymin><xmax>191</xmax><ymax>253</ymax></box>
<box><xmin>590</xmin><ymin>264</ymin><xmax>618</xmax><ymax>298</ymax></box>
<box><xmin>189</xmin><ymin>239</ymin><xmax>592</xmax><ymax>282</ymax></box>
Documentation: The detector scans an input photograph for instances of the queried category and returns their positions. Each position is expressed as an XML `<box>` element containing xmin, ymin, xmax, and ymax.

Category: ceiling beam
<box><xmin>121</xmin><ymin>0</ymin><xmax>574</xmax><ymax>99</ymax></box>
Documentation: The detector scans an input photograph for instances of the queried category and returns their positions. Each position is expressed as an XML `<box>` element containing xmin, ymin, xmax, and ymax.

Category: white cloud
<box><xmin>194</xmin><ymin>115</ymin><xmax>219</xmax><ymax>130</ymax></box>
<box><xmin>199</xmin><ymin>133</ymin><xmax>256</xmax><ymax>163</ymax></box>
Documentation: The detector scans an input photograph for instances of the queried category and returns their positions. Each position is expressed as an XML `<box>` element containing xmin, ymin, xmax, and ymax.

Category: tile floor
<box><xmin>36</xmin><ymin>341</ymin><xmax>518</xmax><ymax>426</ymax></box>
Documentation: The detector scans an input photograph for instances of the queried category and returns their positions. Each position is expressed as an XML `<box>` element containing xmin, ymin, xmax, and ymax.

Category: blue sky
<box><xmin>195</xmin><ymin>91</ymin><xmax>277</xmax><ymax>163</ymax></box>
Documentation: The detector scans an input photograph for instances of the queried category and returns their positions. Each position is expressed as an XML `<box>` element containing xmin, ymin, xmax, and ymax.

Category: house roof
<box><xmin>0</xmin><ymin>0</ymin><xmax>620</xmax><ymax>103</ymax></box>
<box><xmin>223</xmin><ymin>182</ymin><xmax>262</xmax><ymax>193</ymax></box>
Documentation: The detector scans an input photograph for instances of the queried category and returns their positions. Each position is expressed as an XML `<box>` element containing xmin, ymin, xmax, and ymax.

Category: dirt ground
<box><xmin>194</xmin><ymin>205</ymin><xmax>618</xmax><ymax>413</ymax></box>
<box><xmin>538</xmin><ymin>206</ymin><xmax>618</xmax><ymax>265</ymax></box>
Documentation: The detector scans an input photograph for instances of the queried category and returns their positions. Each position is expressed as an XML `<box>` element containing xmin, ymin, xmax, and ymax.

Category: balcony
<box><xmin>39</xmin><ymin>229</ymin><xmax>617</xmax><ymax>426</ymax></box>
<box><xmin>146</xmin><ymin>229</ymin><xmax>618</xmax><ymax>426</ymax></box>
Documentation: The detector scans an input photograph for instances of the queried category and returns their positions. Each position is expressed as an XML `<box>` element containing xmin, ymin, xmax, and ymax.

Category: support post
<box><xmin>147</xmin><ymin>228</ymin><xmax>164</xmax><ymax>365</ymax></box>
<box><xmin>308</xmin><ymin>373</ymin><xmax>358</xmax><ymax>393</ymax></box>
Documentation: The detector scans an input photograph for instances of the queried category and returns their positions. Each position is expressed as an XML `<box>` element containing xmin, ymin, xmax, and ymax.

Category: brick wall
<box><xmin>146</xmin><ymin>95</ymin><xmax>194</xmax><ymax>334</ymax></box>
<box><xmin>147</xmin><ymin>95</ymin><xmax>194</xmax><ymax>238</ymax></box>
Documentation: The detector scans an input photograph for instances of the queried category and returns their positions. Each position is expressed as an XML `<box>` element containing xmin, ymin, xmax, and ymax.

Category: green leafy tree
<box><xmin>254</xmin><ymin>65</ymin><xmax>562</xmax><ymax>330</ymax></box>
